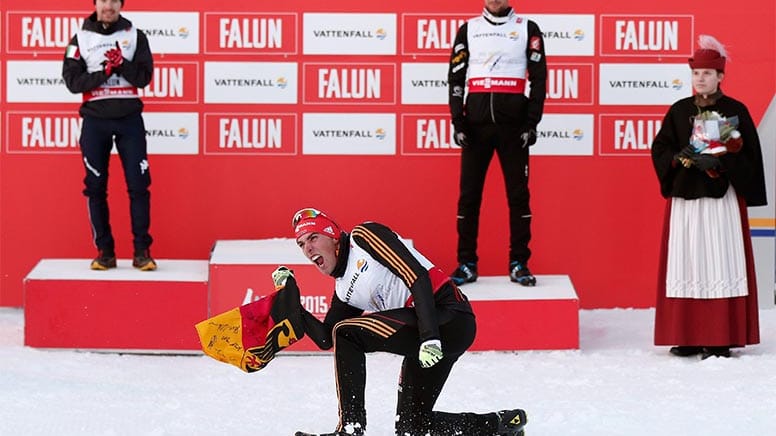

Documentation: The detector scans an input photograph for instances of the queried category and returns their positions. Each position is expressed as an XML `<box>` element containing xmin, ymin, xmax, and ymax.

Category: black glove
<box><xmin>673</xmin><ymin>145</ymin><xmax>695</xmax><ymax>168</ymax></box>
<box><xmin>452</xmin><ymin>119</ymin><xmax>470</xmax><ymax>148</ymax></box>
<box><xmin>689</xmin><ymin>153</ymin><xmax>721</xmax><ymax>171</ymax></box>
<box><xmin>453</xmin><ymin>129</ymin><xmax>469</xmax><ymax>147</ymax></box>
<box><xmin>676</xmin><ymin>145</ymin><xmax>695</xmax><ymax>159</ymax></box>
<box><xmin>520</xmin><ymin>127</ymin><xmax>537</xmax><ymax>148</ymax></box>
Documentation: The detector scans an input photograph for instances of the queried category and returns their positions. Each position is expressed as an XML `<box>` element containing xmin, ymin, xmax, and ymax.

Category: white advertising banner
<box><xmin>525</xmin><ymin>14</ymin><xmax>596</xmax><ymax>56</ymax></box>
<box><xmin>401</xmin><ymin>62</ymin><xmax>448</xmax><ymax>105</ymax></box>
<box><xmin>5</xmin><ymin>61</ymin><xmax>80</xmax><ymax>103</ymax></box>
<box><xmin>142</xmin><ymin>112</ymin><xmax>200</xmax><ymax>155</ymax></box>
<box><xmin>203</xmin><ymin>61</ymin><xmax>297</xmax><ymax>104</ymax></box>
<box><xmin>599</xmin><ymin>63</ymin><xmax>691</xmax><ymax>105</ymax></box>
<box><xmin>303</xmin><ymin>13</ymin><xmax>397</xmax><ymax>55</ymax></box>
<box><xmin>532</xmin><ymin>113</ymin><xmax>595</xmax><ymax>156</ymax></box>
<box><xmin>122</xmin><ymin>12</ymin><xmax>200</xmax><ymax>54</ymax></box>
<box><xmin>303</xmin><ymin>113</ymin><xmax>396</xmax><ymax>155</ymax></box>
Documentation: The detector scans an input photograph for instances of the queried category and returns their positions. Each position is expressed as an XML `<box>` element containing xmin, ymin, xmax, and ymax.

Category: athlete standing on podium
<box><xmin>448</xmin><ymin>0</ymin><xmax>547</xmax><ymax>287</ymax></box>
<box><xmin>282</xmin><ymin>208</ymin><xmax>528</xmax><ymax>436</ymax></box>
<box><xmin>62</xmin><ymin>0</ymin><xmax>156</xmax><ymax>271</ymax></box>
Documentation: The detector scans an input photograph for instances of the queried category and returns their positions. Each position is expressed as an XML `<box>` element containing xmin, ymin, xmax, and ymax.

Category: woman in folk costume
<box><xmin>650</xmin><ymin>35</ymin><xmax>767</xmax><ymax>359</ymax></box>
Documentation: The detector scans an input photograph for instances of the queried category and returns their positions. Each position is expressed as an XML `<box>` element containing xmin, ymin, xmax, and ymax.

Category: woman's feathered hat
<box><xmin>688</xmin><ymin>35</ymin><xmax>728</xmax><ymax>72</ymax></box>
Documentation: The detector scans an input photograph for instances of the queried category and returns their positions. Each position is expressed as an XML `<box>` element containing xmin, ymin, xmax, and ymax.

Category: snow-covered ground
<box><xmin>1</xmin><ymin>307</ymin><xmax>775</xmax><ymax>436</ymax></box>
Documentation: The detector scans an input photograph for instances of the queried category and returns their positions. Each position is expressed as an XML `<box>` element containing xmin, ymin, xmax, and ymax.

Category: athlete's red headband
<box><xmin>292</xmin><ymin>208</ymin><xmax>341</xmax><ymax>239</ymax></box>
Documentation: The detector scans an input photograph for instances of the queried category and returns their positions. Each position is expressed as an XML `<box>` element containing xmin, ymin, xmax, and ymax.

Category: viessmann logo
<box><xmin>470</xmin><ymin>78</ymin><xmax>522</xmax><ymax>88</ymax></box>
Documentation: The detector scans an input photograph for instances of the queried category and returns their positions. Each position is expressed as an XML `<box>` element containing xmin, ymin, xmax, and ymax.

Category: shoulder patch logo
<box><xmin>65</xmin><ymin>44</ymin><xmax>80</xmax><ymax>60</ymax></box>
<box><xmin>529</xmin><ymin>36</ymin><xmax>542</xmax><ymax>51</ymax></box>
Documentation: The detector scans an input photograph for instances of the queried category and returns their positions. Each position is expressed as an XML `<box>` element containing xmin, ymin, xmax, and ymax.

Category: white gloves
<box><xmin>271</xmin><ymin>266</ymin><xmax>294</xmax><ymax>290</ymax></box>
<box><xmin>418</xmin><ymin>339</ymin><xmax>443</xmax><ymax>368</ymax></box>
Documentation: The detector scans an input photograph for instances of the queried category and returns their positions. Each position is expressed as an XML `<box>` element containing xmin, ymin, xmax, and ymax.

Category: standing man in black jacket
<box><xmin>448</xmin><ymin>0</ymin><xmax>547</xmax><ymax>287</ymax></box>
<box><xmin>63</xmin><ymin>0</ymin><xmax>156</xmax><ymax>271</ymax></box>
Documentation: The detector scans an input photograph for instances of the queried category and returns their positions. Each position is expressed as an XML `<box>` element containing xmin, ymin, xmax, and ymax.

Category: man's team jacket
<box><xmin>303</xmin><ymin>222</ymin><xmax>472</xmax><ymax>348</ymax></box>
<box><xmin>448</xmin><ymin>7</ymin><xmax>547</xmax><ymax>132</ymax></box>
<box><xmin>62</xmin><ymin>13</ymin><xmax>153</xmax><ymax>119</ymax></box>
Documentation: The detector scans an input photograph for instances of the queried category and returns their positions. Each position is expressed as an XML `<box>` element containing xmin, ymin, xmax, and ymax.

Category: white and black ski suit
<box><xmin>302</xmin><ymin>222</ymin><xmax>509</xmax><ymax>435</ymax></box>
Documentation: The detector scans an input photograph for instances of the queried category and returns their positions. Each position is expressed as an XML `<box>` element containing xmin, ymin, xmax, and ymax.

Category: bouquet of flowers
<box><xmin>679</xmin><ymin>110</ymin><xmax>743</xmax><ymax>178</ymax></box>
<box><xmin>690</xmin><ymin>110</ymin><xmax>742</xmax><ymax>155</ymax></box>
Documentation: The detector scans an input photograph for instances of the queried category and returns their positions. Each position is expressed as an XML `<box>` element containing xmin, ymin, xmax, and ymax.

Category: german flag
<box><xmin>195</xmin><ymin>277</ymin><xmax>305</xmax><ymax>373</ymax></box>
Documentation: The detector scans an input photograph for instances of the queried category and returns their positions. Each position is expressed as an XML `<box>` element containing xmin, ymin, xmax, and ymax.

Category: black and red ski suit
<box><xmin>62</xmin><ymin>12</ymin><xmax>154</xmax><ymax>254</ymax></box>
<box><xmin>448</xmin><ymin>7</ymin><xmax>547</xmax><ymax>267</ymax></box>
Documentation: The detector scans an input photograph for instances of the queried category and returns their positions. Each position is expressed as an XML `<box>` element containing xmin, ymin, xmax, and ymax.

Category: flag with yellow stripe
<box><xmin>195</xmin><ymin>277</ymin><xmax>305</xmax><ymax>373</ymax></box>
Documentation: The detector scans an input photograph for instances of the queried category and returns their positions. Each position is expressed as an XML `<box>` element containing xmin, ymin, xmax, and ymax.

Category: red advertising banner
<box><xmin>1</xmin><ymin>0</ymin><xmax>774</xmax><ymax>310</ymax></box>
<box><xmin>203</xmin><ymin>113</ymin><xmax>298</xmax><ymax>154</ymax></box>
<box><xmin>598</xmin><ymin>15</ymin><xmax>693</xmax><ymax>57</ymax></box>
<box><xmin>203</xmin><ymin>13</ymin><xmax>298</xmax><ymax>55</ymax></box>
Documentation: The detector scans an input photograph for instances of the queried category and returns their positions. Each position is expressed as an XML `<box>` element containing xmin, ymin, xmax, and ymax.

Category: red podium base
<box><xmin>465</xmin><ymin>275</ymin><xmax>579</xmax><ymax>351</ymax></box>
<box><xmin>24</xmin><ymin>259</ymin><xmax>208</xmax><ymax>352</ymax></box>
<box><xmin>23</xmin><ymin>241</ymin><xmax>578</xmax><ymax>353</ymax></box>
<box><xmin>210</xmin><ymin>240</ymin><xmax>579</xmax><ymax>352</ymax></box>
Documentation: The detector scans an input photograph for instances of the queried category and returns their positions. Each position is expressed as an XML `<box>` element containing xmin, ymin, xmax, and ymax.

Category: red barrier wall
<box><xmin>2</xmin><ymin>0</ymin><xmax>774</xmax><ymax>308</ymax></box>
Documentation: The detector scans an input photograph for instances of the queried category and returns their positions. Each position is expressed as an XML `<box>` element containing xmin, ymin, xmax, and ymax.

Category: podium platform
<box><xmin>209</xmin><ymin>239</ymin><xmax>579</xmax><ymax>351</ymax></box>
<box><xmin>23</xmin><ymin>239</ymin><xmax>579</xmax><ymax>353</ymax></box>
<box><xmin>463</xmin><ymin>275</ymin><xmax>579</xmax><ymax>350</ymax></box>
<box><xmin>24</xmin><ymin>259</ymin><xmax>208</xmax><ymax>352</ymax></box>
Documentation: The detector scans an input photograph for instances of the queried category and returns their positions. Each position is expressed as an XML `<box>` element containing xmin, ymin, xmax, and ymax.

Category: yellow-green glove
<box><xmin>418</xmin><ymin>339</ymin><xmax>443</xmax><ymax>368</ymax></box>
